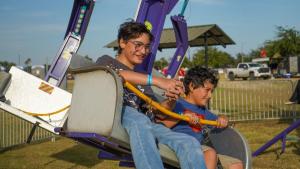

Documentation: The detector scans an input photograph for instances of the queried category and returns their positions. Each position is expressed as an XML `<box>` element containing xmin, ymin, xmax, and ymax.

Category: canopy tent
<box><xmin>106</xmin><ymin>24</ymin><xmax>234</xmax><ymax>49</ymax></box>
<box><xmin>105</xmin><ymin>24</ymin><xmax>235</xmax><ymax>68</ymax></box>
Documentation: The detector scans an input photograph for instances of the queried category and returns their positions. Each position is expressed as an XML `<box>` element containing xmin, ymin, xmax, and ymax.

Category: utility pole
<box><xmin>18</xmin><ymin>54</ymin><xmax>21</xmax><ymax>66</ymax></box>
<box><xmin>45</xmin><ymin>56</ymin><xmax>49</xmax><ymax>73</ymax></box>
<box><xmin>241</xmin><ymin>42</ymin><xmax>244</xmax><ymax>63</ymax></box>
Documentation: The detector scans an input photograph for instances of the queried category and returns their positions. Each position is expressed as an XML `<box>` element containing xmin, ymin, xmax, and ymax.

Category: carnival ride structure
<box><xmin>0</xmin><ymin>0</ymin><xmax>252</xmax><ymax>168</ymax></box>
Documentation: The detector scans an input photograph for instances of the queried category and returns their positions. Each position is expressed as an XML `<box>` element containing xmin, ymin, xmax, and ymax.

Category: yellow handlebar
<box><xmin>124</xmin><ymin>81</ymin><xmax>218</xmax><ymax>126</ymax></box>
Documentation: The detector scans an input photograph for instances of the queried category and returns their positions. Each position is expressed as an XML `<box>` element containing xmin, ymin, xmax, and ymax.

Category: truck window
<box><xmin>238</xmin><ymin>64</ymin><xmax>247</xmax><ymax>69</ymax></box>
<box><xmin>249</xmin><ymin>63</ymin><xmax>261</xmax><ymax>67</ymax></box>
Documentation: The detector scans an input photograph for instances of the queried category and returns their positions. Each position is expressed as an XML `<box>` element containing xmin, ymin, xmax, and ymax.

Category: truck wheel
<box><xmin>249</xmin><ymin>72</ymin><xmax>255</xmax><ymax>80</ymax></box>
<box><xmin>228</xmin><ymin>72</ymin><xmax>234</xmax><ymax>81</ymax></box>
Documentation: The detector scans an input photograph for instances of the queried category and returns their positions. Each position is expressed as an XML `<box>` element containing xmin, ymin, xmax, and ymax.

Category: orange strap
<box><xmin>124</xmin><ymin>81</ymin><xmax>218</xmax><ymax>126</ymax></box>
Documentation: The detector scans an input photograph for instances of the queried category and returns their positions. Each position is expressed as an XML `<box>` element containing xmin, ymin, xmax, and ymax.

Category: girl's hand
<box><xmin>156</xmin><ymin>78</ymin><xmax>184</xmax><ymax>100</ymax></box>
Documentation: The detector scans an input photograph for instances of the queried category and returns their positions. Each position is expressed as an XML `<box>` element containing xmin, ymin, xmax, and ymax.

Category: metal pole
<box><xmin>180</xmin><ymin>0</ymin><xmax>189</xmax><ymax>16</ymax></box>
<box><xmin>204</xmin><ymin>33</ymin><xmax>208</xmax><ymax>68</ymax></box>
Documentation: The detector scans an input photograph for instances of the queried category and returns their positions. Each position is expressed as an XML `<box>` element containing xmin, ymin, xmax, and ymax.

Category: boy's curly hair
<box><xmin>183</xmin><ymin>66</ymin><xmax>219</xmax><ymax>95</ymax></box>
<box><xmin>117</xmin><ymin>21</ymin><xmax>154</xmax><ymax>54</ymax></box>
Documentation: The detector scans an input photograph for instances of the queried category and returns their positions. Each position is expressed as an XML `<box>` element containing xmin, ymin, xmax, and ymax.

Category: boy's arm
<box><xmin>154</xmin><ymin>99</ymin><xmax>180</xmax><ymax>128</ymax></box>
<box><xmin>205</xmin><ymin>109</ymin><xmax>228</xmax><ymax>128</ymax></box>
<box><xmin>156</xmin><ymin>117</ymin><xmax>180</xmax><ymax>128</ymax></box>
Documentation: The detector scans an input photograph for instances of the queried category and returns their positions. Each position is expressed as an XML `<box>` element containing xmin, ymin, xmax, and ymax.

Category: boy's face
<box><xmin>119</xmin><ymin>33</ymin><xmax>151</xmax><ymax>66</ymax></box>
<box><xmin>189</xmin><ymin>80</ymin><xmax>215</xmax><ymax>107</ymax></box>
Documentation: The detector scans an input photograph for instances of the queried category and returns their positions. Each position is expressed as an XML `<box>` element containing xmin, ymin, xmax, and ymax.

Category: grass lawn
<box><xmin>0</xmin><ymin>120</ymin><xmax>299</xmax><ymax>169</ymax></box>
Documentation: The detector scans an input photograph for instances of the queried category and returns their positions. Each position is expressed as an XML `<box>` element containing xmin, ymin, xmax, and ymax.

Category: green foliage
<box><xmin>84</xmin><ymin>55</ymin><xmax>93</xmax><ymax>62</ymax></box>
<box><xmin>262</xmin><ymin>26</ymin><xmax>300</xmax><ymax>58</ymax></box>
<box><xmin>192</xmin><ymin>47</ymin><xmax>235</xmax><ymax>68</ymax></box>
<box><xmin>181</xmin><ymin>57</ymin><xmax>192</xmax><ymax>68</ymax></box>
<box><xmin>154</xmin><ymin>57</ymin><xmax>168</xmax><ymax>70</ymax></box>
<box><xmin>24</xmin><ymin>58</ymin><xmax>32</xmax><ymax>73</ymax></box>
<box><xmin>0</xmin><ymin>61</ymin><xmax>16</xmax><ymax>72</ymax></box>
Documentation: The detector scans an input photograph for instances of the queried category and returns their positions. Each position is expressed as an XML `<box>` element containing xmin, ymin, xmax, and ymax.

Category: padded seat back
<box><xmin>66</xmin><ymin>66</ymin><xmax>128</xmax><ymax>145</ymax></box>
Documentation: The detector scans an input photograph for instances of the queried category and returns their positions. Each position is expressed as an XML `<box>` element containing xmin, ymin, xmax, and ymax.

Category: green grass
<box><xmin>1</xmin><ymin>75</ymin><xmax>300</xmax><ymax>168</ymax></box>
<box><xmin>0</xmin><ymin>120</ymin><xmax>299</xmax><ymax>169</ymax></box>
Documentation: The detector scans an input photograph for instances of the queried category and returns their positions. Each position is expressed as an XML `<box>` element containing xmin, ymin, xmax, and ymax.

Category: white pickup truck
<box><xmin>226</xmin><ymin>63</ymin><xmax>271</xmax><ymax>80</ymax></box>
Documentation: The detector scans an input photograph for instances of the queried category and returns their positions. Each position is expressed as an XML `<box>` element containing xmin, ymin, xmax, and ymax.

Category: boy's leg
<box><xmin>152</xmin><ymin>124</ymin><xmax>207</xmax><ymax>169</ymax></box>
<box><xmin>217</xmin><ymin>154</ymin><xmax>243</xmax><ymax>169</ymax></box>
<box><xmin>121</xmin><ymin>106</ymin><xmax>164</xmax><ymax>169</ymax></box>
<box><xmin>202</xmin><ymin>146</ymin><xmax>217</xmax><ymax>169</ymax></box>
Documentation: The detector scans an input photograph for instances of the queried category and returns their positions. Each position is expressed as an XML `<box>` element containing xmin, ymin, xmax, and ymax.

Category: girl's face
<box><xmin>119</xmin><ymin>33</ymin><xmax>151</xmax><ymax>68</ymax></box>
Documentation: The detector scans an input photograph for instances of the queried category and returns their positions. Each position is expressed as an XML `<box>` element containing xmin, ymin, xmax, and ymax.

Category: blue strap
<box><xmin>180</xmin><ymin>0</ymin><xmax>189</xmax><ymax>16</ymax></box>
<box><xmin>147</xmin><ymin>74</ymin><xmax>153</xmax><ymax>85</ymax></box>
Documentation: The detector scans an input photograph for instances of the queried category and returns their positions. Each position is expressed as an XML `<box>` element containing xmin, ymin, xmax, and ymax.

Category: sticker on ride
<box><xmin>38</xmin><ymin>82</ymin><xmax>54</xmax><ymax>94</ymax></box>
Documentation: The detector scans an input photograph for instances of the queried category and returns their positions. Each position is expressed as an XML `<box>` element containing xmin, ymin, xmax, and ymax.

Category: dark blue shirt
<box><xmin>96</xmin><ymin>55</ymin><xmax>157</xmax><ymax>120</ymax></box>
<box><xmin>172</xmin><ymin>98</ymin><xmax>218</xmax><ymax>142</ymax></box>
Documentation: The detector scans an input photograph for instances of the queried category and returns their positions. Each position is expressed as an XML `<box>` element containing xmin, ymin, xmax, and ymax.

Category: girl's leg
<box><xmin>121</xmin><ymin>106</ymin><xmax>164</xmax><ymax>169</ymax></box>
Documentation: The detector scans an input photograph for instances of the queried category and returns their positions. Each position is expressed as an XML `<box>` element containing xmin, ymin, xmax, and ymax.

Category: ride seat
<box><xmin>63</xmin><ymin>66</ymin><xmax>251</xmax><ymax>168</ymax></box>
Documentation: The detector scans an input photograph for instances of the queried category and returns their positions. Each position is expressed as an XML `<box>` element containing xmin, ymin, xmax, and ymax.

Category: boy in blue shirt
<box><xmin>157</xmin><ymin>66</ymin><xmax>243</xmax><ymax>169</ymax></box>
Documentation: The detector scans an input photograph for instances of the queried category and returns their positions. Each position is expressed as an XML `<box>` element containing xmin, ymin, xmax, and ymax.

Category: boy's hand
<box><xmin>216</xmin><ymin>115</ymin><xmax>228</xmax><ymax>128</ymax></box>
<box><xmin>184</xmin><ymin>112</ymin><xmax>202</xmax><ymax>128</ymax></box>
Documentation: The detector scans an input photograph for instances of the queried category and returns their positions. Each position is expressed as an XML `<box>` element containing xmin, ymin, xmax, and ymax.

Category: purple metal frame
<box><xmin>65</xmin><ymin>0</ymin><xmax>95</xmax><ymax>40</ymax></box>
<box><xmin>166</xmin><ymin>15</ymin><xmax>188</xmax><ymax>78</ymax></box>
<box><xmin>55</xmin><ymin>127</ymin><xmax>135</xmax><ymax>167</ymax></box>
<box><xmin>252</xmin><ymin>118</ymin><xmax>300</xmax><ymax>157</ymax></box>
<box><xmin>45</xmin><ymin>0</ymin><xmax>95</xmax><ymax>86</ymax></box>
<box><xmin>52</xmin><ymin>0</ymin><xmax>183</xmax><ymax>167</ymax></box>
<box><xmin>55</xmin><ymin>129</ymin><xmax>179</xmax><ymax>168</ymax></box>
<box><xmin>135</xmin><ymin>0</ymin><xmax>179</xmax><ymax>74</ymax></box>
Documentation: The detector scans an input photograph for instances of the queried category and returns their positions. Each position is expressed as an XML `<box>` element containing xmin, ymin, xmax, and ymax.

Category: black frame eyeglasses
<box><xmin>128</xmin><ymin>40</ymin><xmax>151</xmax><ymax>53</ymax></box>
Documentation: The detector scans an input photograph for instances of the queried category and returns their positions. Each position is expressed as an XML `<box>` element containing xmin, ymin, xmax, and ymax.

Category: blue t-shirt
<box><xmin>171</xmin><ymin>98</ymin><xmax>218</xmax><ymax>142</ymax></box>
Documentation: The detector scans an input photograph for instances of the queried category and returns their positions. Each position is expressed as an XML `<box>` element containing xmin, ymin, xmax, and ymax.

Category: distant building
<box><xmin>16</xmin><ymin>66</ymin><xmax>24</xmax><ymax>70</ymax></box>
<box><xmin>31</xmin><ymin>65</ymin><xmax>45</xmax><ymax>79</ymax></box>
<box><xmin>0</xmin><ymin>66</ymin><xmax>5</xmax><ymax>72</ymax></box>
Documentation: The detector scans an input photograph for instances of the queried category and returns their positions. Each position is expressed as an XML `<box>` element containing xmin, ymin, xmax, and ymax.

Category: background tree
<box><xmin>24</xmin><ymin>58</ymin><xmax>32</xmax><ymax>73</ymax></box>
<box><xmin>262</xmin><ymin>26</ymin><xmax>300</xmax><ymax>58</ymax></box>
<box><xmin>154</xmin><ymin>57</ymin><xmax>168</xmax><ymax>70</ymax></box>
<box><xmin>181</xmin><ymin>57</ymin><xmax>192</xmax><ymax>68</ymax></box>
<box><xmin>192</xmin><ymin>47</ymin><xmax>235</xmax><ymax>68</ymax></box>
<box><xmin>84</xmin><ymin>55</ymin><xmax>93</xmax><ymax>62</ymax></box>
<box><xmin>0</xmin><ymin>61</ymin><xmax>16</xmax><ymax>72</ymax></box>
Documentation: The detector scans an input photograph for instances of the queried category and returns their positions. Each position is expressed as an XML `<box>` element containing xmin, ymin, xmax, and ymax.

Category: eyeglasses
<box><xmin>128</xmin><ymin>40</ymin><xmax>151</xmax><ymax>53</ymax></box>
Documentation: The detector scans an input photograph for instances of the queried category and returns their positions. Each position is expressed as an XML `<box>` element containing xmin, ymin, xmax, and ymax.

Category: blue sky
<box><xmin>0</xmin><ymin>0</ymin><xmax>299</xmax><ymax>65</ymax></box>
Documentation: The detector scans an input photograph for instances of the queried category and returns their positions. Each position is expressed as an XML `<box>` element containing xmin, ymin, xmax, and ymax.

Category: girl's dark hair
<box><xmin>117</xmin><ymin>21</ymin><xmax>154</xmax><ymax>54</ymax></box>
<box><xmin>183</xmin><ymin>66</ymin><xmax>219</xmax><ymax>95</ymax></box>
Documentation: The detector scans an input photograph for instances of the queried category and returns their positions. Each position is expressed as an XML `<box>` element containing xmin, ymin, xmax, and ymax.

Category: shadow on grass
<box><xmin>259</xmin><ymin>143</ymin><xmax>298</xmax><ymax>156</ymax></box>
<box><xmin>51</xmin><ymin>144</ymin><xmax>104</xmax><ymax>168</ymax></box>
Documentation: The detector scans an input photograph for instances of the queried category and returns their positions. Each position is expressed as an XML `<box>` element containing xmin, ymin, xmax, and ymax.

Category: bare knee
<box><xmin>204</xmin><ymin>149</ymin><xmax>217</xmax><ymax>169</ymax></box>
<box><xmin>229</xmin><ymin>162</ymin><xmax>243</xmax><ymax>169</ymax></box>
